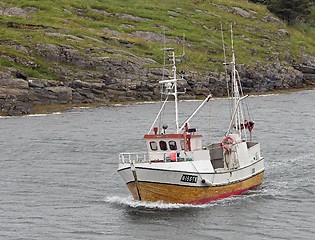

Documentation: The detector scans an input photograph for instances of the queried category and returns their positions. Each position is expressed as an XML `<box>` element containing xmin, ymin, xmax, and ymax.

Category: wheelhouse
<box><xmin>144</xmin><ymin>130</ymin><xmax>203</xmax><ymax>162</ymax></box>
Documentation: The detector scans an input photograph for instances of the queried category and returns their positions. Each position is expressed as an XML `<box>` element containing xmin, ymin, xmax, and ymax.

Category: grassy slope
<box><xmin>0</xmin><ymin>0</ymin><xmax>314</xmax><ymax>80</ymax></box>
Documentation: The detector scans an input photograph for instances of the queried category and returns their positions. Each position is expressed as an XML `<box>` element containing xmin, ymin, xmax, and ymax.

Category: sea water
<box><xmin>0</xmin><ymin>90</ymin><xmax>314</xmax><ymax>240</ymax></box>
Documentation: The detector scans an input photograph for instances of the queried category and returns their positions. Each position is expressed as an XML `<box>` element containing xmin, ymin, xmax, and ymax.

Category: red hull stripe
<box><xmin>184</xmin><ymin>184</ymin><xmax>260</xmax><ymax>205</ymax></box>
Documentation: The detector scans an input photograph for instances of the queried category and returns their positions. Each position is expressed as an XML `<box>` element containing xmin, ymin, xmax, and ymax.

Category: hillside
<box><xmin>0</xmin><ymin>0</ymin><xmax>314</xmax><ymax>115</ymax></box>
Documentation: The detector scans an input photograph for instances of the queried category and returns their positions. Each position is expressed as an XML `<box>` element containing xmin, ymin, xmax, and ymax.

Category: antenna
<box><xmin>220</xmin><ymin>22</ymin><xmax>232</xmax><ymax>119</ymax></box>
<box><xmin>181</xmin><ymin>33</ymin><xmax>186</xmax><ymax>58</ymax></box>
<box><xmin>150</xmin><ymin>31</ymin><xmax>187</xmax><ymax>134</ymax></box>
<box><xmin>220</xmin><ymin>22</ymin><xmax>228</xmax><ymax>68</ymax></box>
<box><xmin>162</xmin><ymin>29</ymin><xmax>167</xmax><ymax>82</ymax></box>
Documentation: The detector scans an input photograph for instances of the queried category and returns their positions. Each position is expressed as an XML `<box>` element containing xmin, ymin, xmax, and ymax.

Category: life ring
<box><xmin>221</xmin><ymin>136</ymin><xmax>234</xmax><ymax>152</ymax></box>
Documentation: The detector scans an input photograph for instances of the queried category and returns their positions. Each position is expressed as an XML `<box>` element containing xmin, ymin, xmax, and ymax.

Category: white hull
<box><xmin>118</xmin><ymin>145</ymin><xmax>264</xmax><ymax>204</ymax></box>
<box><xmin>118</xmin><ymin>158</ymin><xmax>264</xmax><ymax>187</ymax></box>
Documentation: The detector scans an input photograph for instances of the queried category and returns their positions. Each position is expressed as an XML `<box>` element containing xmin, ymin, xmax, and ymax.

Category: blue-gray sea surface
<box><xmin>0</xmin><ymin>90</ymin><xmax>314</xmax><ymax>240</ymax></box>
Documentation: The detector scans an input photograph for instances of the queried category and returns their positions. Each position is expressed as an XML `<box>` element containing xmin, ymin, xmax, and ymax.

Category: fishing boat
<box><xmin>117</xmin><ymin>26</ymin><xmax>264</xmax><ymax>204</ymax></box>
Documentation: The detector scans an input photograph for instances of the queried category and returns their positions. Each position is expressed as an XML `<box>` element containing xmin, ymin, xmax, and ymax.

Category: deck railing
<box><xmin>119</xmin><ymin>152</ymin><xmax>148</xmax><ymax>164</ymax></box>
<box><xmin>119</xmin><ymin>151</ymin><xmax>194</xmax><ymax>164</ymax></box>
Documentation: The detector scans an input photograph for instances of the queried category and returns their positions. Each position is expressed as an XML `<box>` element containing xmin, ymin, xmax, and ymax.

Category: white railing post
<box><xmin>119</xmin><ymin>152</ymin><xmax>150</xmax><ymax>164</ymax></box>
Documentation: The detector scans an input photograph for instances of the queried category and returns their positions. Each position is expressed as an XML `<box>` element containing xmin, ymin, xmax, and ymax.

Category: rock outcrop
<box><xmin>1</xmin><ymin>53</ymin><xmax>314</xmax><ymax>115</ymax></box>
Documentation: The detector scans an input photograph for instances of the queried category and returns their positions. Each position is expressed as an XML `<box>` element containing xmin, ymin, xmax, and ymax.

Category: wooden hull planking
<box><xmin>126</xmin><ymin>171</ymin><xmax>264</xmax><ymax>204</ymax></box>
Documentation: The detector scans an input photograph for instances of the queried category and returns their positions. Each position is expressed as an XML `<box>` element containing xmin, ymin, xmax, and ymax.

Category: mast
<box><xmin>230</xmin><ymin>24</ymin><xmax>240</xmax><ymax>133</ymax></box>
<box><xmin>148</xmin><ymin>47</ymin><xmax>182</xmax><ymax>134</ymax></box>
<box><xmin>171</xmin><ymin>50</ymin><xmax>179</xmax><ymax>133</ymax></box>
<box><xmin>220</xmin><ymin>22</ymin><xmax>232</xmax><ymax>119</ymax></box>
<box><xmin>226</xmin><ymin>23</ymin><xmax>247</xmax><ymax>140</ymax></box>
<box><xmin>148</xmin><ymin>32</ymin><xmax>187</xmax><ymax>134</ymax></box>
<box><xmin>160</xmin><ymin>48</ymin><xmax>180</xmax><ymax>133</ymax></box>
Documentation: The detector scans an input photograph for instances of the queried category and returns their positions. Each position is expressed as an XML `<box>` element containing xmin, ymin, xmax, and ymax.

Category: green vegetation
<box><xmin>268</xmin><ymin>0</ymin><xmax>312</xmax><ymax>24</ymax></box>
<box><xmin>250</xmin><ymin>0</ymin><xmax>314</xmax><ymax>30</ymax></box>
<box><xmin>0</xmin><ymin>0</ymin><xmax>314</xmax><ymax>79</ymax></box>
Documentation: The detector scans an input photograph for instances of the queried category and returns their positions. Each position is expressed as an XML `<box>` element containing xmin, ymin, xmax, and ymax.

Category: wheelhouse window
<box><xmin>150</xmin><ymin>141</ymin><xmax>158</xmax><ymax>151</ymax></box>
<box><xmin>159</xmin><ymin>140</ymin><xmax>167</xmax><ymax>151</ymax></box>
<box><xmin>169</xmin><ymin>141</ymin><xmax>177</xmax><ymax>150</ymax></box>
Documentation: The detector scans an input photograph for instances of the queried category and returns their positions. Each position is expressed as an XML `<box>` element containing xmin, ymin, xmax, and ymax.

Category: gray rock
<box><xmin>28</xmin><ymin>79</ymin><xmax>45</xmax><ymax>88</ymax></box>
<box><xmin>70</xmin><ymin>80</ymin><xmax>92</xmax><ymax>89</ymax></box>
<box><xmin>131</xmin><ymin>31</ymin><xmax>164</xmax><ymax>42</ymax></box>
<box><xmin>0</xmin><ymin>7</ymin><xmax>29</xmax><ymax>18</ymax></box>
<box><xmin>262</xmin><ymin>16</ymin><xmax>283</xmax><ymax>27</ymax></box>
<box><xmin>278</xmin><ymin>29</ymin><xmax>290</xmax><ymax>38</ymax></box>
<box><xmin>116</xmin><ymin>13</ymin><xmax>150</xmax><ymax>22</ymax></box>
<box><xmin>232</xmin><ymin>7</ymin><xmax>250</xmax><ymax>18</ymax></box>
<box><xmin>7</xmin><ymin>102</ymin><xmax>32</xmax><ymax>115</ymax></box>
<box><xmin>0</xmin><ymin>77</ymin><xmax>29</xmax><ymax>89</ymax></box>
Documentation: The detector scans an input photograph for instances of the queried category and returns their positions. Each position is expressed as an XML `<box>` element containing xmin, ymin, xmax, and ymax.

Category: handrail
<box><xmin>119</xmin><ymin>151</ymin><xmax>197</xmax><ymax>164</ymax></box>
<box><xmin>119</xmin><ymin>152</ymin><xmax>148</xmax><ymax>164</ymax></box>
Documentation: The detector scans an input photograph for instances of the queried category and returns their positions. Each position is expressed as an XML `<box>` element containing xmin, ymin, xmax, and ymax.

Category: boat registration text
<box><xmin>180</xmin><ymin>174</ymin><xmax>198</xmax><ymax>183</ymax></box>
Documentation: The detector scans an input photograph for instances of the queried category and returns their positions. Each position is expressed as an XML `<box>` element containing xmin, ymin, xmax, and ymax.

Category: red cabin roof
<box><xmin>144</xmin><ymin>133</ymin><xmax>202</xmax><ymax>139</ymax></box>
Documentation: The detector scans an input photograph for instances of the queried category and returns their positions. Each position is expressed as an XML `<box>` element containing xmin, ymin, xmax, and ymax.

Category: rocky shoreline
<box><xmin>1</xmin><ymin>56</ymin><xmax>314</xmax><ymax>116</ymax></box>
<box><xmin>1</xmin><ymin>6</ymin><xmax>314</xmax><ymax>116</ymax></box>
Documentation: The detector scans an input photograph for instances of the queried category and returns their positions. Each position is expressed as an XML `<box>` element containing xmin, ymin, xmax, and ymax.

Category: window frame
<box><xmin>159</xmin><ymin>140</ymin><xmax>168</xmax><ymax>151</ymax></box>
<box><xmin>169</xmin><ymin>140</ymin><xmax>177</xmax><ymax>150</ymax></box>
<box><xmin>150</xmin><ymin>141</ymin><xmax>158</xmax><ymax>151</ymax></box>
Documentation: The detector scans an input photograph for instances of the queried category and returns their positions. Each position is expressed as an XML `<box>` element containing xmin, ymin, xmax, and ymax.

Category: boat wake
<box><xmin>106</xmin><ymin>190</ymin><xmax>265</xmax><ymax>210</ymax></box>
<box><xmin>106</xmin><ymin>196</ymin><xmax>215</xmax><ymax>209</ymax></box>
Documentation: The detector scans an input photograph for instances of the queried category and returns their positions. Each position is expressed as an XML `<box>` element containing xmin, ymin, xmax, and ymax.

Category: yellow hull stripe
<box><xmin>127</xmin><ymin>171</ymin><xmax>264</xmax><ymax>204</ymax></box>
